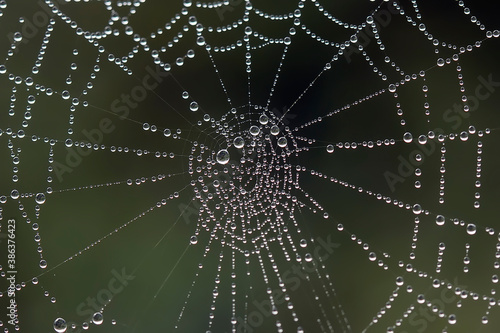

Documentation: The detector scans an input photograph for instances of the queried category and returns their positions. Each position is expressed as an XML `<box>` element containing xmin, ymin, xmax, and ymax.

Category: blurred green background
<box><xmin>1</xmin><ymin>0</ymin><xmax>500</xmax><ymax>332</ymax></box>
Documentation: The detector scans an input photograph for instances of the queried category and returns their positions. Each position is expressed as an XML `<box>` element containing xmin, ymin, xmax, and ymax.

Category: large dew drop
<box><xmin>412</xmin><ymin>204</ymin><xmax>422</xmax><ymax>215</ymax></box>
<box><xmin>53</xmin><ymin>318</ymin><xmax>67</xmax><ymax>333</ymax></box>
<box><xmin>249</xmin><ymin>125</ymin><xmax>260</xmax><ymax>136</ymax></box>
<box><xmin>233</xmin><ymin>136</ymin><xmax>244</xmax><ymax>149</ymax></box>
<box><xmin>35</xmin><ymin>193</ymin><xmax>46</xmax><ymax>204</ymax></box>
<box><xmin>277</xmin><ymin>137</ymin><xmax>287</xmax><ymax>148</ymax></box>
<box><xmin>92</xmin><ymin>312</ymin><xmax>103</xmax><ymax>325</ymax></box>
<box><xmin>190</xmin><ymin>101</ymin><xmax>199</xmax><ymax>111</ymax></box>
<box><xmin>466</xmin><ymin>224</ymin><xmax>476</xmax><ymax>235</ymax></box>
<box><xmin>403</xmin><ymin>132</ymin><xmax>413</xmax><ymax>143</ymax></box>
<box><xmin>435</xmin><ymin>215</ymin><xmax>445</xmax><ymax>226</ymax></box>
<box><xmin>216</xmin><ymin>149</ymin><xmax>230</xmax><ymax>165</ymax></box>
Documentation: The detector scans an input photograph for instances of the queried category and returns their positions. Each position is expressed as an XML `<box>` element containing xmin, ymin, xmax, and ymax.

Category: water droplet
<box><xmin>163</xmin><ymin>129</ymin><xmax>171</xmax><ymax>137</ymax></box>
<box><xmin>182</xmin><ymin>91</ymin><xmax>189</xmax><ymax>99</ymax></box>
<box><xmin>448</xmin><ymin>314</ymin><xmax>456</xmax><ymax>324</ymax></box>
<box><xmin>190</xmin><ymin>235</ymin><xmax>198</xmax><ymax>245</ymax></box>
<box><xmin>403</xmin><ymin>132</ymin><xmax>413</xmax><ymax>143</ymax></box>
<box><xmin>92</xmin><ymin>312</ymin><xmax>103</xmax><ymax>325</ymax></box>
<box><xmin>326</xmin><ymin>144</ymin><xmax>334</xmax><ymax>153</ymax></box>
<box><xmin>40</xmin><ymin>259</ymin><xmax>47</xmax><ymax>269</ymax></box>
<box><xmin>396</xmin><ymin>276</ymin><xmax>404</xmax><ymax>286</ymax></box>
<box><xmin>466</xmin><ymin>224</ymin><xmax>476</xmax><ymax>235</ymax></box>
<box><xmin>350</xmin><ymin>35</ymin><xmax>358</xmax><ymax>43</ymax></box>
<box><xmin>437</xmin><ymin>58</ymin><xmax>445</xmax><ymax>67</ymax></box>
<box><xmin>418</xmin><ymin>135</ymin><xmax>427</xmax><ymax>144</ymax></box>
<box><xmin>233</xmin><ymin>136</ymin><xmax>244</xmax><ymax>149</ymax></box>
<box><xmin>249</xmin><ymin>125</ymin><xmax>260</xmax><ymax>136</ymax></box>
<box><xmin>412</xmin><ymin>204</ymin><xmax>422</xmax><ymax>215</ymax></box>
<box><xmin>216</xmin><ymin>149</ymin><xmax>230</xmax><ymax>165</ymax></box>
<box><xmin>13</xmin><ymin>32</ymin><xmax>22</xmax><ymax>42</ymax></box>
<box><xmin>388</xmin><ymin>84</ymin><xmax>396</xmax><ymax>93</ymax></box>
<box><xmin>436</xmin><ymin>215</ymin><xmax>445</xmax><ymax>226</ymax></box>
<box><xmin>190</xmin><ymin>101</ymin><xmax>199</xmax><ymax>112</ymax></box>
<box><xmin>35</xmin><ymin>193</ymin><xmax>46</xmax><ymax>204</ymax></box>
<box><xmin>369</xmin><ymin>252</ymin><xmax>377</xmax><ymax>261</ymax></box>
<box><xmin>460</xmin><ymin>131</ymin><xmax>469</xmax><ymax>141</ymax></box>
<box><xmin>53</xmin><ymin>318</ymin><xmax>67</xmax><ymax>332</ymax></box>
<box><xmin>300</xmin><ymin>239</ymin><xmax>307</xmax><ymax>248</ymax></box>
<box><xmin>11</xmin><ymin>189</ymin><xmax>20</xmax><ymax>200</ymax></box>
<box><xmin>259</xmin><ymin>114</ymin><xmax>269</xmax><ymax>125</ymax></box>
<box><xmin>270</xmin><ymin>125</ymin><xmax>280</xmax><ymax>136</ymax></box>
<box><xmin>277</xmin><ymin>137</ymin><xmax>287</xmax><ymax>148</ymax></box>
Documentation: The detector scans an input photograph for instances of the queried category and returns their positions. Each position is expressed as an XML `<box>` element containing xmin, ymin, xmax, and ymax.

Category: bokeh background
<box><xmin>1</xmin><ymin>0</ymin><xmax>500</xmax><ymax>332</ymax></box>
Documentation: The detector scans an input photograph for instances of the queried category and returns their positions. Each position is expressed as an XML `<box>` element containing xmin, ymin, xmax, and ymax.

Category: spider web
<box><xmin>1</xmin><ymin>0</ymin><xmax>500</xmax><ymax>332</ymax></box>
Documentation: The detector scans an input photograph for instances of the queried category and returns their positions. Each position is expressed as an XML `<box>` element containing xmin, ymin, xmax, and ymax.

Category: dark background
<box><xmin>1</xmin><ymin>0</ymin><xmax>500</xmax><ymax>332</ymax></box>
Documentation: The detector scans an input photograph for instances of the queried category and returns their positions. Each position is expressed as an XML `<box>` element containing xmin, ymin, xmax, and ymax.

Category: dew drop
<box><xmin>249</xmin><ymin>125</ymin><xmax>260</xmax><ymax>136</ymax></box>
<box><xmin>436</xmin><ymin>215</ymin><xmax>445</xmax><ymax>226</ymax></box>
<box><xmin>403</xmin><ymin>132</ymin><xmax>413</xmax><ymax>143</ymax></box>
<box><xmin>216</xmin><ymin>149</ymin><xmax>230</xmax><ymax>165</ymax></box>
<box><xmin>53</xmin><ymin>318</ymin><xmax>67</xmax><ymax>333</ymax></box>
<box><xmin>259</xmin><ymin>114</ymin><xmax>269</xmax><ymax>125</ymax></box>
<box><xmin>460</xmin><ymin>131</ymin><xmax>469</xmax><ymax>141</ymax></box>
<box><xmin>11</xmin><ymin>189</ymin><xmax>19</xmax><ymax>200</ymax></box>
<box><xmin>369</xmin><ymin>252</ymin><xmax>377</xmax><ymax>261</ymax></box>
<box><xmin>448</xmin><ymin>314</ymin><xmax>456</xmax><ymax>324</ymax></box>
<box><xmin>190</xmin><ymin>101</ymin><xmax>199</xmax><ymax>112</ymax></box>
<box><xmin>233</xmin><ymin>136</ymin><xmax>244</xmax><ymax>149</ymax></box>
<box><xmin>418</xmin><ymin>135</ymin><xmax>427</xmax><ymax>144</ymax></box>
<box><xmin>437</xmin><ymin>58</ymin><xmax>445</xmax><ymax>67</ymax></box>
<box><xmin>190</xmin><ymin>235</ymin><xmax>198</xmax><ymax>245</ymax></box>
<box><xmin>412</xmin><ymin>204</ymin><xmax>422</xmax><ymax>215</ymax></box>
<box><xmin>35</xmin><ymin>193</ymin><xmax>46</xmax><ymax>204</ymax></box>
<box><xmin>466</xmin><ymin>224</ymin><xmax>476</xmax><ymax>235</ymax></box>
<box><xmin>396</xmin><ymin>276</ymin><xmax>404</xmax><ymax>286</ymax></box>
<box><xmin>13</xmin><ymin>32</ymin><xmax>22</xmax><ymax>42</ymax></box>
<box><xmin>40</xmin><ymin>259</ymin><xmax>48</xmax><ymax>269</ymax></box>
<box><xmin>388</xmin><ymin>84</ymin><xmax>396</xmax><ymax>93</ymax></box>
<box><xmin>326</xmin><ymin>144</ymin><xmax>334</xmax><ymax>153</ymax></box>
<box><xmin>92</xmin><ymin>312</ymin><xmax>103</xmax><ymax>325</ymax></box>
<box><xmin>163</xmin><ymin>129</ymin><xmax>171</xmax><ymax>137</ymax></box>
<box><xmin>277</xmin><ymin>137</ymin><xmax>287</xmax><ymax>148</ymax></box>
<box><xmin>270</xmin><ymin>125</ymin><xmax>280</xmax><ymax>136</ymax></box>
